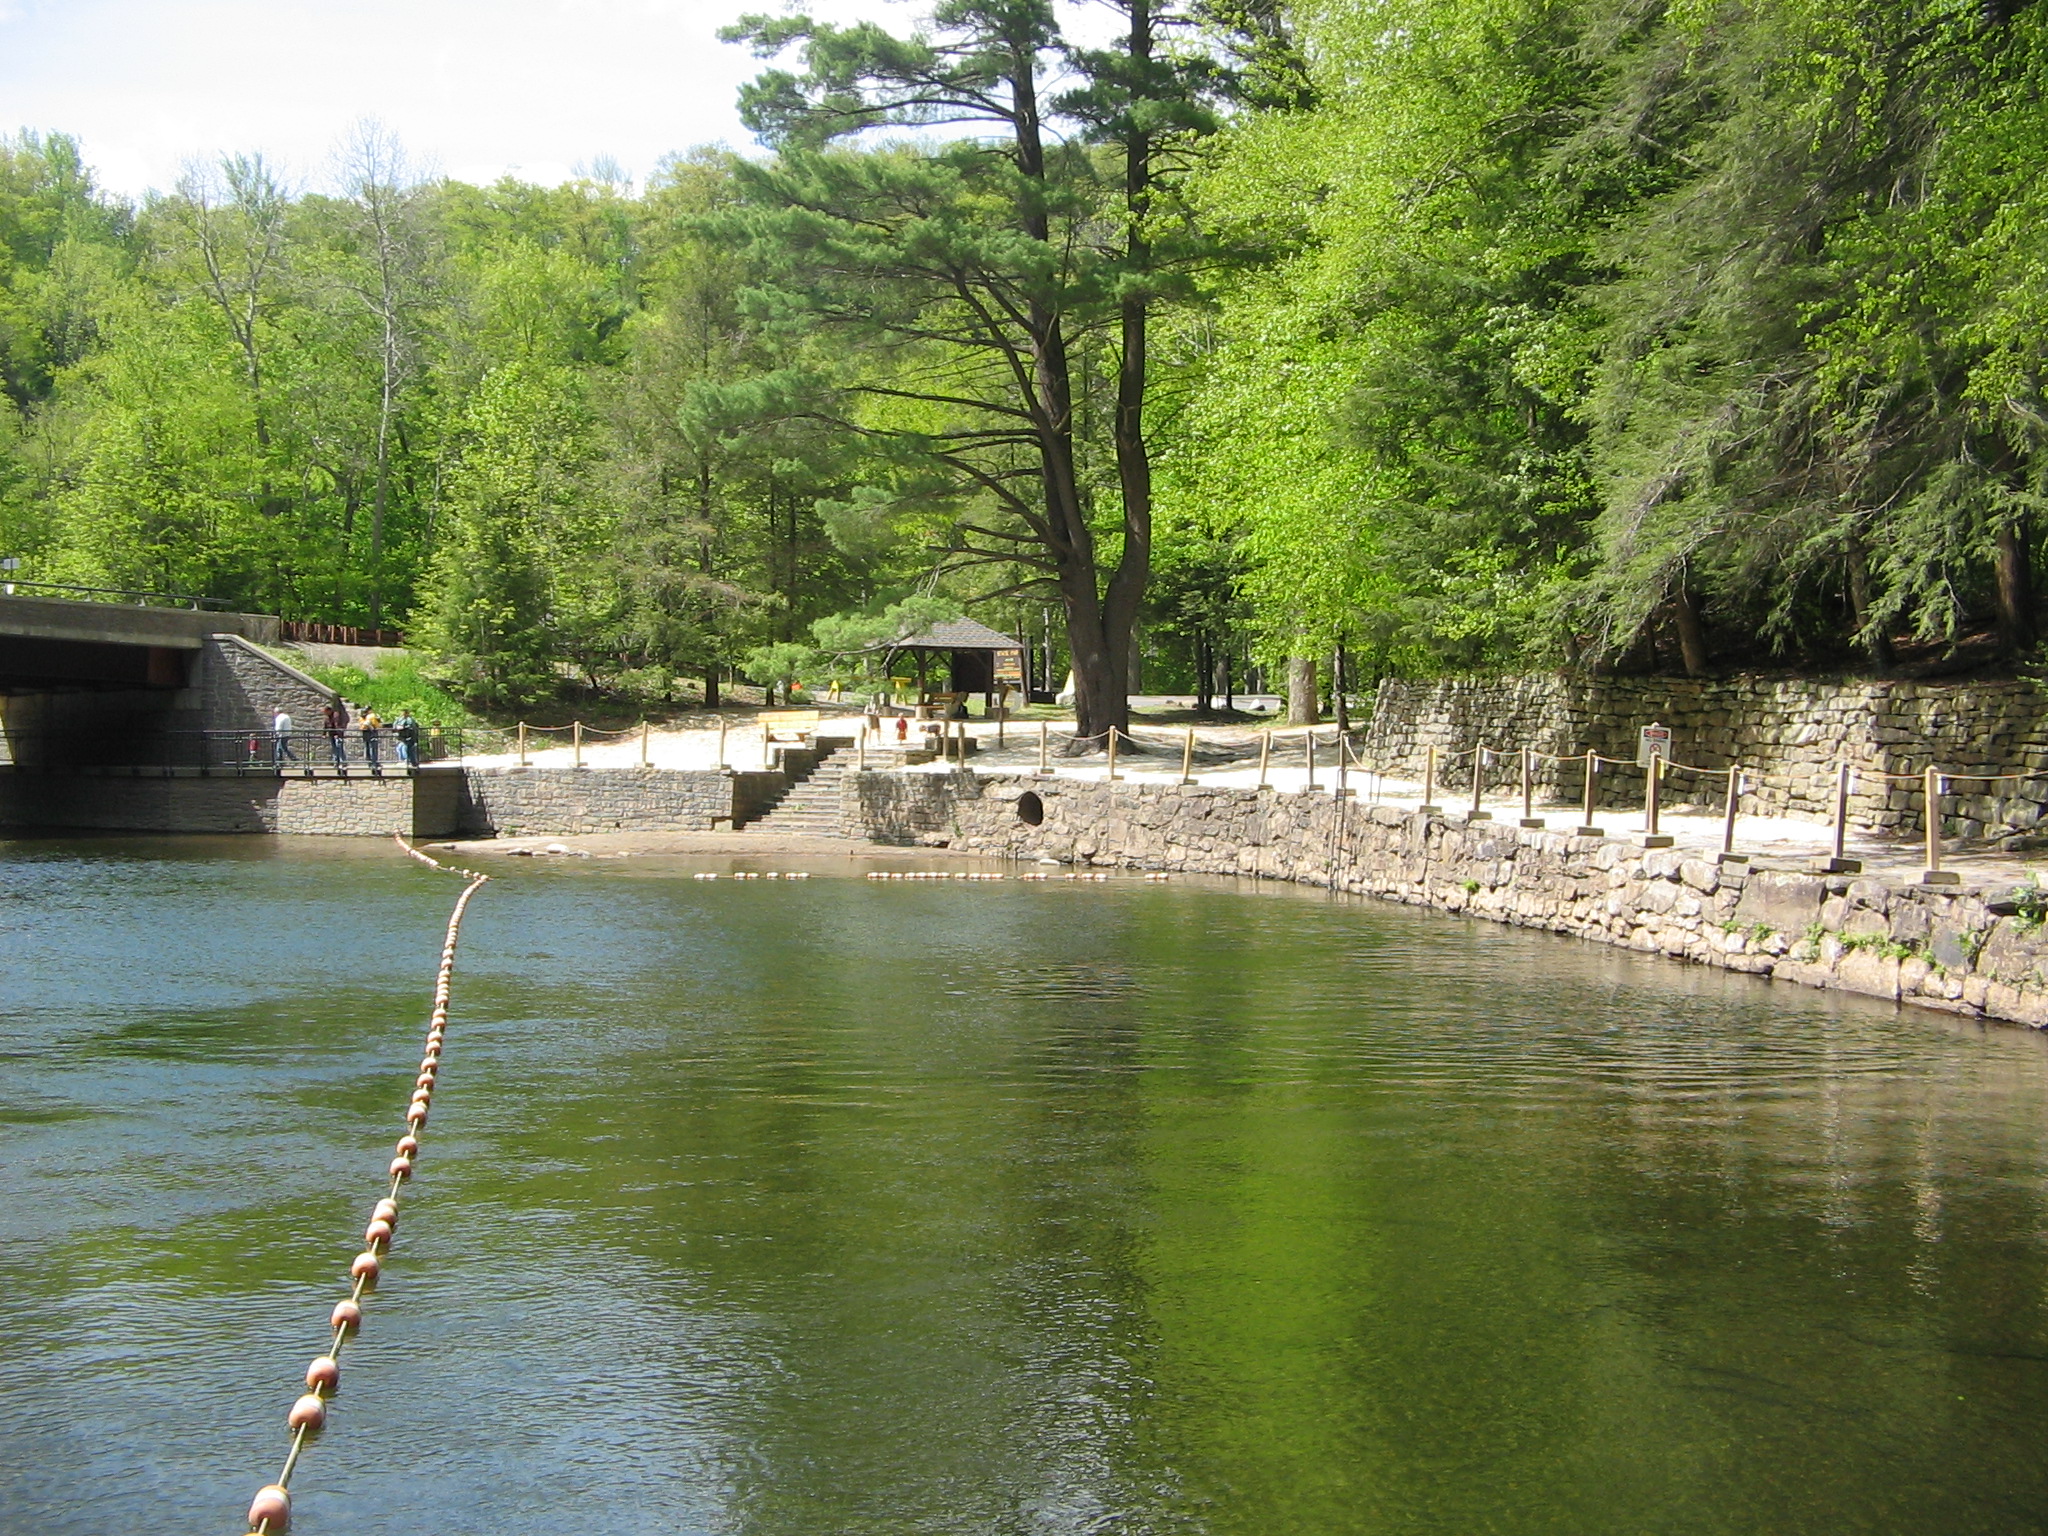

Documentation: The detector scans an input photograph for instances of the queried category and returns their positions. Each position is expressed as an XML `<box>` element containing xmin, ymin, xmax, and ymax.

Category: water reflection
<box><xmin>3</xmin><ymin>838</ymin><xmax>2048</xmax><ymax>1533</ymax></box>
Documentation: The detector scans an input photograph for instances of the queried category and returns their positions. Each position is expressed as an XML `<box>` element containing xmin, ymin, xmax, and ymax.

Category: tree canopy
<box><xmin>5</xmin><ymin>0</ymin><xmax>2048</xmax><ymax>716</ymax></box>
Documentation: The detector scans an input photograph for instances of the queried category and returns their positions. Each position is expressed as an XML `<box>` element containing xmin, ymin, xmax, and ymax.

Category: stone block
<box><xmin>1732</xmin><ymin>872</ymin><xmax>1828</xmax><ymax>933</ymax></box>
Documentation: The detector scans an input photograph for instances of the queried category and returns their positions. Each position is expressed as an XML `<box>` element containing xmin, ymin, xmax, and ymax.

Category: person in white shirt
<box><xmin>272</xmin><ymin>707</ymin><xmax>296</xmax><ymax>767</ymax></box>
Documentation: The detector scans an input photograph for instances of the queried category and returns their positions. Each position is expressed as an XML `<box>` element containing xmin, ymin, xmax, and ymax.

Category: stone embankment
<box><xmin>1368</xmin><ymin>673</ymin><xmax>2048</xmax><ymax>840</ymax></box>
<box><xmin>844</xmin><ymin>771</ymin><xmax>2048</xmax><ymax>1030</ymax></box>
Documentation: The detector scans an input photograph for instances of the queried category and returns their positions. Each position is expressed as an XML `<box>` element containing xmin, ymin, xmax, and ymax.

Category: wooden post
<box><xmin>573</xmin><ymin>720</ymin><xmax>583</xmax><ymax>770</ymax></box>
<box><xmin>1577</xmin><ymin>750</ymin><xmax>1602</xmax><ymax>836</ymax></box>
<box><xmin>640</xmin><ymin>720</ymin><xmax>650</xmax><ymax>767</ymax></box>
<box><xmin>718</xmin><ymin>717</ymin><xmax>728</xmax><ymax>769</ymax></box>
<box><xmin>997</xmin><ymin>709</ymin><xmax>1005</xmax><ymax>749</ymax></box>
<box><xmin>1258</xmin><ymin>731</ymin><xmax>1271</xmax><ymax>788</ymax></box>
<box><xmin>1923</xmin><ymin>765</ymin><xmax>1959</xmax><ymax>883</ymax></box>
<box><xmin>1305</xmin><ymin>731</ymin><xmax>1316</xmax><ymax>791</ymax></box>
<box><xmin>1640</xmin><ymin>753</ymin><xmax>1672</xmax><ymax>846</ymax></box>
<box><xmin>856</xmin><ymin>725</ymin><xmax>866</xmax><ymax>772</ymax></box>
<box><xmin>1107</xmin><ymin>726</ymin><xmax>1121</xmax><ymax>781</ymax></box>
<box><xmin>1721</xmin><ymin>768</ymin><xmax>1743</xmax><ymax>861</ymax></box>
<box><xmin>1180</xmin><ymin>725</ymin><xmax>1195</xmax><ymax>786</ymax></box>
<box><xmin>1519</xmin><ymin>746</ymin><xmax>1542</xmax><ymax>828</ymax></box>
<box><xmin>1038</xmin><ymin>720</ymin><xmax>1050</xmax><ymax>776</ymax></box>
<box><xmin>1334</xmin><ymin>735</ymin><xmax>1349</xmax><ymax>799</ymax></box>
<box><xmin>1468</xmin><ymin>747</ymin><xmax>1488</xmax><ymax>820</ymax></box>
<box><xmin>1817</xmin><ymin>758</ymin><xmax>1860</xmax><ymax>872</ymax></box>
<box><xmin>1419</xmin><ymin>744</ymin><xmax>1439</xmax><ymax>813</ymax></box>
<box><xmin>517</xmin><ymin>721</ymin><xmax>528</xmax><ymax>766</ymax></box>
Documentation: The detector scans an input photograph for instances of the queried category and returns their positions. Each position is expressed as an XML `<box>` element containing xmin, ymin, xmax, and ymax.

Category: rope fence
<box><xmin>241</xmin><ymin>838</ymin><xmax>490</xmax><ymax>1535</ymax></box>
<box><xmin>481</xmin><ymin>711</ymin><xmax>2033</xmax><ymax>877</ymax></box>
<box><xmin>1008</xmin><ymin>724</ymin><xmax>2048</xmax><ymax>882</ymax></box>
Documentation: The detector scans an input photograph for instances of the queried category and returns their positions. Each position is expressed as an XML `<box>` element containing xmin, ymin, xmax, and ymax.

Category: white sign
<box><xmin>1637</xmin><ymin>724</ymin><xmax>1672</xmax><ymax>767</ymax></box>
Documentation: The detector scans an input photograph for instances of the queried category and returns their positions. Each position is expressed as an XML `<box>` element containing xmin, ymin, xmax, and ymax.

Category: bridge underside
<box><xmin>0</xmin><ymin>634</ymin><xmax>191</xmax><ymax>694</ymax></box>
<box><xmin>0</xmin><ymin>598</ymin><xmax>330</xmax><ymax>771</ymax></box>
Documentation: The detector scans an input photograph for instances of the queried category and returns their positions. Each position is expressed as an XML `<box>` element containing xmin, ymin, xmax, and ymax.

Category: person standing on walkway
<box><xmin>272</xmin><ymin>707</ymin><xmax>297</xmax><ymax>767</ymax></box>
<box><xmin>324</xmin><ymin>700</ymin><xmax>349</xmax><ymax>768</ymax></box>
<box><xmin>395</xmin><ymin>709</ymin><xmax>420</xmax><ymax>768</ymax></box>
<box><xmin>359</xmin><ymin>706</ymin><xmax>384</xmax><ymax>768</ymax></box>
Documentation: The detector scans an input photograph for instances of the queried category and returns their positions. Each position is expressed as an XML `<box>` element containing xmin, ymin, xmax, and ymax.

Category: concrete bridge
<box><xmin>0</xmin><ymin>592</ymin><xmax>335</xmax><ymax>770</ymax></box>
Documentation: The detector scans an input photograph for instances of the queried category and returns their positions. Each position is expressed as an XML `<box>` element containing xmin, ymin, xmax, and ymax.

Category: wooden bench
<box><xmin>760</xmin><ymin>709</ymin><xmax>823</xmax><ymax>745</ymax></box>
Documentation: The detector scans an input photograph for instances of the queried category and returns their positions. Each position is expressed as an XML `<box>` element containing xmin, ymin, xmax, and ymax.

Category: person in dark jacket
<box><xmin>324</xmin><ymin>700</ymin><xmax>349</xmax><ymax>767</ymax></box>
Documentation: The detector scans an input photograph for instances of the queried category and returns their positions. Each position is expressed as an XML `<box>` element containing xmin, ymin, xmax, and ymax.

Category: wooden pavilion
<box><xmin>881</xmin><ymin>616</ymin><xmax>1027</xmax><ymax>714</ymax></box>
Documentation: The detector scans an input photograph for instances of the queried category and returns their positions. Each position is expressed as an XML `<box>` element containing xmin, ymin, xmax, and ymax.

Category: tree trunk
<box><xmin>1287</xmin><ymin>656</ymin><xmax>1318</xmax><ymax>725</ymax></box>
<box><xmin>1194</xmin><ymin>634</ymin><xmax>1213</xmax><ymax>715</ymax></box>
<box><xmin>1844</xmin><ymin>529</ymin><xmax>1893</xmax><ymax>672</ymax></box>
<box><xmin>1079</xmin><ymin>0</ymin><xmax>1158</xmax><ymax>746</ymax></box>
<box><xmin>369</xmin><ymin>404</ymin><xmax>390</xmax><ymax>631</ymax></box>
<box><xmin>704</xmin><ymin>670</ymin><xmax>719</xmax><ymax>709</ymax></box>
<box><xmin>1996</xmin><ymin>511</ymin><xmax>2035</xmax><ymax>656</ymax></box>
<box><xmin>1332</xmin><ymin>643</ymin><xmax>1350</xmax><ymax>733</ymax></box>
<box><xmin>1220</xmin><ymin>648</ymin><xmax>1233</xmax><ymax>712</ymax></box>
<box><xmin>1673</xmin><ymin>585</ymin><xmax>1709</xmax><ymax>677</ymax></box>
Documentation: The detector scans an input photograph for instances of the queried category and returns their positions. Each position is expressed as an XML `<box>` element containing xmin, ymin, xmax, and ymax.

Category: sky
<box><xmin>0</xmin><ymin>0</ymin><xmax>920</xmax><ymax>199</ymax></box>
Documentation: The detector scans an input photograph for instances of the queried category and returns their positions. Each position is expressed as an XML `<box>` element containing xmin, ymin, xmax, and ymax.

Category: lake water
<box><xmin>5</xmin><ymin>837</ymin><xmax>2048</xmax><ymax>1534</ymax></box>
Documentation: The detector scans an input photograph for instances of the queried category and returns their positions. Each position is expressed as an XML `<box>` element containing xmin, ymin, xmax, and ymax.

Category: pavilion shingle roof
<box><xmin>891</xmin><ymin>616</ymin><xmax>1025</xmax><ymax>650</ymax></box>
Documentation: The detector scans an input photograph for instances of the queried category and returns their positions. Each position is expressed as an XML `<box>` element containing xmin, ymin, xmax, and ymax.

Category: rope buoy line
<box><xmin>243</xmin><ymin>836</ymin><xmax>489</xmax><ymax>1535</ymax></box>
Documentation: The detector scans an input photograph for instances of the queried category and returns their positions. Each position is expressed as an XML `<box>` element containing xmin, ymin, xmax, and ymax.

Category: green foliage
<box><xmin>1166</xmin><ymin>0</ymin><xmax>2048</xmax><ymax>676</ymax></box>
<box><xmin>16</xmin><ymin>0</ymin><xmax>2048</xmax><ymax>705</ymax></box>
<box><xmin>299</xmin><ymin>653</ymin><xmax>474</xmax><ymax>728</ymax></box>
<box><xmin>741</xmin><ymin>640</ymin><xmax>818</xmax><ymax>693</ymax></box>
<box><xmin>810</xmin><ymin>595</ymin><xmax>961</xmax><ymax>659</ymax></box>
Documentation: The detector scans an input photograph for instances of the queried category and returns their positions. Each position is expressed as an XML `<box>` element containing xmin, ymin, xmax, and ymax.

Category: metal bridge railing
<box><xmin>0</xmin><ymin>727</ymin><xmax>487</xmax><ymax>774</ymax></box>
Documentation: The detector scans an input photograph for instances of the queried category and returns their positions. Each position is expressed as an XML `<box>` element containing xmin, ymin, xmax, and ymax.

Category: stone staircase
<box><xmin>741</xmin><ymin>744</ymin><xmax>851</xmax><ymax>836</ymax></box>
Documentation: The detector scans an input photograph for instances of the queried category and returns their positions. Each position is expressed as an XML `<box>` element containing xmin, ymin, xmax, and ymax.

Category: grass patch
<box><xmin>297</xmin><ymin>652</ymin><xmax>477</xmax><ymax>730</ymax></box>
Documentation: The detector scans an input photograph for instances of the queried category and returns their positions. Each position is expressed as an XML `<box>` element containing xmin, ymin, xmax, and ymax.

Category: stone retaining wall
<box><xmin>1365</xmin><ymin>674</ymin><xmax>2048</xmax><ymax>843</ymax></box>
<box><xmin>455</xmin><ymin>766</ymin><xmax>750</xmax><ymax>836</ymax></box>
<box><xmin>0</xmin><ymin>767</ymin><xmax>461</xmax><ymax>836</ymax></box>
<box><xmin>843</xmin><ymin>770</ymin><xmax>2048</xmax><ymax>1030</ymax></box>
<box><xmin>0</xmin><ymin>764</ymin><xmax>770</xmax><ymax>838</ymax></box>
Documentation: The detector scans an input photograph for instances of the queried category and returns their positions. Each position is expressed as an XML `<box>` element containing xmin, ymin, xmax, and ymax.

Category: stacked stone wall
<box><xmin>0</xmin><ymin>767</ymin><xmax>459</xmax><ymax>836</ymax></box>
<box><xmin>194</xmin><ymin>635</ymin><xmax>336</xmax><ymax>735</ymax></box>
<box><xmin>1365</xmin><ymin>674</ymin><xmax>2048</xmax><ymax>842</ymax></box>
<box><xmin>455</xmin><ymin>766</ymin><xmax>740</xmax><ymax>836</ymax></box>
<box><xmin>842</xmin><ymin>770</ymin><xmax>2048</xmax><ymax>1030</ymax></box>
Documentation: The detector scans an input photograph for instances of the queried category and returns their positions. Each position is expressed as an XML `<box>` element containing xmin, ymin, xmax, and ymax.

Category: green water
<box><xmin>5</xmin><ymin>837</ymin><xmax>2048</xmax><ymax>1534</ymax></box>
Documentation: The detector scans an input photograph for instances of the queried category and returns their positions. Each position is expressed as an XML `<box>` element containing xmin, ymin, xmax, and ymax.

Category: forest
<box><xmin>4</xmin><ymin>0</ymin><xmax>2048</xmax><ymax>733</ymax></box>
